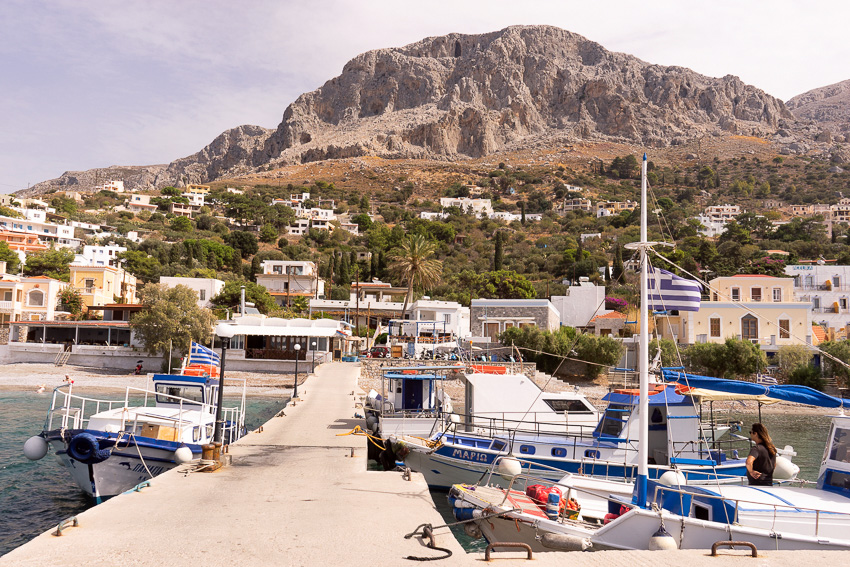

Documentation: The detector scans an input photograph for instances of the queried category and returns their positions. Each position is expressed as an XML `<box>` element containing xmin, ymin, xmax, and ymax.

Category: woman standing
<box><xmin>746</xmin><ymin>423</ymin><xmax>777</xmax><ymax>486</ymax></box>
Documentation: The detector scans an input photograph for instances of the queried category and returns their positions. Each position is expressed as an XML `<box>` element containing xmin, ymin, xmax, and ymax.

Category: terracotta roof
<box><xmin>590</xmin><ymin>311</ymin><xmax>627</xmax><ymax>323</ymax></box>
<box><xmin>812</xmin><ymin>325</ymin><xmax>826</xmax><ymax>343</ymax></box>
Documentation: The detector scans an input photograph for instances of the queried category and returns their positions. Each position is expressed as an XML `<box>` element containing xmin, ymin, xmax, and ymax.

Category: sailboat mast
<box><xmin>637</xmin><ymin>153</ymin><xmax>649</xmax><ymax>507</ymax></box>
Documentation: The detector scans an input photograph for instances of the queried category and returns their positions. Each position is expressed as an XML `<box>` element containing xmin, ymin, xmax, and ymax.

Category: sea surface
<box><xmin>0</xmin><ymin>390</ymin><xmax>287</xmax><ymax>556</ymax></box>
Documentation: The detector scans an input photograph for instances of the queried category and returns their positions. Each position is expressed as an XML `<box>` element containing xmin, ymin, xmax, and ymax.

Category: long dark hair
<box><xmin>752</xmin><ymin>423</ymin><xmax>777</xmax><ymax>457</ymax></box>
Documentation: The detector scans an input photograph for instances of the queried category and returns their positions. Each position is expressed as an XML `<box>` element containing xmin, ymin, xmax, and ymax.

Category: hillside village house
<box><xmin>470</xmin><ymin>299</ymin><xmax>560</xmax><ymax>342</ymax></box>
<box><xmin>0</xmin><ymin>274</ymin><xmax>69</xmax><ymax>328</ymax></box>
<box><xmin>655</xmin><ymin>275</ymin><xmax>812</xmax><ymax>355</ymax></box>
<box><xmin>0</xmin><ymin>230</ymin><xmax>48</xmax><ymax>260</ymax></box>
<box><xmin>127</xmin><ymin>194</ymin><xmax>159</xmax><ymax>214</ymax></box>
<box><xmin>184</xmin><ymin>184</ymin><xmax>210</xmax><ymax>195</ymax></box>
<box><xmin>256</xmin><ymin>260</ymin><xmax>324</xmax><ymax>307</ymax></box>
<box><xmin>159</xmin><ymin>276</ymin><xmax>225</xmax><ymax>308</ymax></box>
<box><xmin>169</xmin><ymin>201</ymin><xmax>202</xmax><ymax>218</ymax></box>
<box><xmin>0</xmin><ymin>209</ymin><xmax>82</xmax><ymax>248</ymax></box>
<box><xmin>74</xmin><ymin>244</ymin><xmax>127</xmax><ymax>268</ymax></box>
<box><xmin>69</xmin><ymin>265</ymin><xmax>137</xmax><ymax>307</ymax></box>
<box><xmin>785</xmin><ymin>264</ymin><xmax>850</xmax><ymax>331</ymax></box>
<box><xmin>596</xmin><ymin>200</ymin><xmax>637</xmax><ymax>218</ymax></box>
<box><xmin>439</xmin><ymin>197</ymin><xmax>494</xmax><ymax>217</ymax></box>
<box><xmin>550</xmin><ymin>280</ymin><xmax>608</xmax><ymax>328</ymax></box>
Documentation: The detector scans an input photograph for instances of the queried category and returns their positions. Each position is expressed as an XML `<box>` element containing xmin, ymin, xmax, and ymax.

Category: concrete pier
<box><xmin>2</xmin><ymin>363</ymin><xmax>848</xmax><ymax>566</ymax></box>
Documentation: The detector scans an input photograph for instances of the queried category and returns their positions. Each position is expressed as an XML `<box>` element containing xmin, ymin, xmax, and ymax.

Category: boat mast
<box><xmin>637</xmin><ymin>153</ymin><xmax>649</xmax><ymax>508</ymax></box>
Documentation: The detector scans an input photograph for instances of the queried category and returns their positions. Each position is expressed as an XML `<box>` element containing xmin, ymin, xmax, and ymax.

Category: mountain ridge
<box><xmin>19</xmin><ymin>25</ymin><xmax>842</xmax><ymax>197</ymax></box>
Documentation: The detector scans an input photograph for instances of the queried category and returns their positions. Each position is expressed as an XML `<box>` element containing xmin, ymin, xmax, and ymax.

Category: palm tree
<box><xmin>388</xmin><ymin>234</ymin><xmax>443</xmax><ymax>320</ymax></box>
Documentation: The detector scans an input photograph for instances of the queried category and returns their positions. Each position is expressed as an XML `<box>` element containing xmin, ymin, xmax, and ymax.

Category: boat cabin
<box><xmin>152</xmin><ymin>374</ymin><xmax>218</xmax><ymax>414</ymax></box>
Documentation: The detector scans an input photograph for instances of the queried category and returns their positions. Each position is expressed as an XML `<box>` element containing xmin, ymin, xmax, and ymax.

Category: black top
<box><xmin>747</xmin><ymin>444</ymin><xmax>776</xmax><ymax>486</ymax></box>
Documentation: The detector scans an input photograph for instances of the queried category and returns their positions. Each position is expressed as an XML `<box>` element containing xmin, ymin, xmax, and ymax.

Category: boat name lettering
<box><xmin>451</xmin><ymin>448</ymin><xmax>488</xmax><ymax>462</ymax></box>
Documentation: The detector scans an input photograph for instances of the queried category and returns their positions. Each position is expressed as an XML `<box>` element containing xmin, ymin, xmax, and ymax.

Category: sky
<box><xmin>2</xmin><ymin>0</ymin><xmax>849</xmax><ymax>193</ymax></box>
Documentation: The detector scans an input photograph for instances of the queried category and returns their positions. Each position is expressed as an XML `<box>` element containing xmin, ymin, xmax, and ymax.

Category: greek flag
<box><xmin>188</xmin><ymin>342</ymin><xmax>221</xmax><ymax>367</ymax></box>
<box><xmin>647</xmin><ymin>268</ymin><xmax>702</xmax><ymax>312</ymax></box>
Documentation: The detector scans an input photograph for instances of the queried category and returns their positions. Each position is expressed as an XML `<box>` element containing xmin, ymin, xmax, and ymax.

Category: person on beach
<box><xmin>746</xmin><ymin>422</ymin><xmax>777</xmax><ymax>486</ymax></box>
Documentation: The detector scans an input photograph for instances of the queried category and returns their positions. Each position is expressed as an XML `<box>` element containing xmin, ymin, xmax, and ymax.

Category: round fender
<box><xmin>68</xmin><ymin>433</ymin><xmax>111</xmax><ymax>464</ymax></box>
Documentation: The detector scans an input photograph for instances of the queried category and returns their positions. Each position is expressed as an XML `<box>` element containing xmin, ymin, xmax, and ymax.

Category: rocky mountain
<box><xmin>787</xmin><ymin>79</ymin><xmax>850</xmax><ymax>139</ymax></box>
<box><xmin>23</xmin><ymin>25</ymin><xmax>798</xmax><ymax>196</ymax></box>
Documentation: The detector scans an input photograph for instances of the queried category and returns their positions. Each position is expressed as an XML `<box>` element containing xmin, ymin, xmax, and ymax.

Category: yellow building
<box><xmin>69</xmin><ymin>265</ymin><xmax>137</xmax><ymax>307</ymax></box>
<box><xmin>656</xmin><ymin>275</ymin><xmax>812</xmax><ymax>347</ymax></box>
<box><xmin>184</xmin><ymin>184</ymin><xmax>210</xmax><ymax>195</ymax></box>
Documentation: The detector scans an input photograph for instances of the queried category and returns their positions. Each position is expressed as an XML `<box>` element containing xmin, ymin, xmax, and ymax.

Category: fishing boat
<box><xmin>23</xmin><ymin>343</ymin><xmax>246</xmax><ymax>502</ymax></box>
<box><xmin>447</xmin><ymin>154</ymin><xmax>850</xmax><ymax>552</ymax></box>
<box><xmin>392</xmin><ymin>379</ymin><xmax>765</xmax><ymax>490</ymax></box>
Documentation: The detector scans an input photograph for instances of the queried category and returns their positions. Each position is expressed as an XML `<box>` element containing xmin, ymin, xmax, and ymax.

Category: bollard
<box><xmin>711</xmin><ymin>541</ymin><xmax>758</xmax><ymax>557</ymax></box>
<box><xmin>484</xmin><ymin>542</ymin><xmax>533</xmax><ymax>561</ymax></box>
<box><xmin>213</xmin><ymin>442</ymin><xmax>222</xmax><ymax>462</ymax></box>
<box><xmin>201</xmin><ymin>443</ymin><xmax>215</xmax><ymax>461</ymax></box>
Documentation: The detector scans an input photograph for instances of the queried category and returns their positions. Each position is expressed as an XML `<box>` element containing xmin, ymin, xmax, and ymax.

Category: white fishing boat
<box><xmin>24</xmin><ymin>344</ymin><xmax>246</xmax><ymax>502</ymax></box>
<box><xmin>447</xmin><ymin>154</ymin><xmax>850</xmax><ymax>552</ymax></box>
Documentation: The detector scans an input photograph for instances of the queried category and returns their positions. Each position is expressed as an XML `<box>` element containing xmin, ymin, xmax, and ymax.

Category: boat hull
<box><xmin>46</xmin><ymin>431</ymin><xmax>198</xmax><ymax>501</ymax></box>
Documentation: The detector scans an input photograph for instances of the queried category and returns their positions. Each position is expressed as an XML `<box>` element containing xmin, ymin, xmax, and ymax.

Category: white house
<box><xmin>550</xmin><ymin>279</ymin><xmax>608</xmax><ymax>328</ymax></box>
<box><xmin>785</xmin><ymin>264</ymin><xmax>850</xmax><ymax>331</ymax></box>
<box><xmin>0</xmin><ymin>210</ymin><xmax>82</xmax><ymax>249</ymax></box>
<box><xmin>74</xmin><ymin>245</ymin><xmax>128</xmax><ymax>268</ymax></box>
<box><xmin>439</xmin><ymin>197</ymin><xmax>494</xmax><ymax>217</ymax></box>
<box><xmin>127</xmin><ymin>194</ymin><xmax>158</xmax><ymax>214</ymax></box>
<box><xmin>159</xmin><ymin>276</ymin><xmax>225</xmax><ymax>308</ymax></box>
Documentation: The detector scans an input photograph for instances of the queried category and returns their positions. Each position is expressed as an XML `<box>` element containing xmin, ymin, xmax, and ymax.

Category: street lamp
<box><xmin>311</xmin><ymin>341</ymin><xmax>317</xmax><ymax>373</ymax></box>
<box><xmin>213</xmin><ymin>323</ymin><xmax>236</xmax><ymax>444</ymax></box>
<box><xmin>293</xmin><ymin>342</ymin><xmax>301</xmax><ymax>399</ymax></box>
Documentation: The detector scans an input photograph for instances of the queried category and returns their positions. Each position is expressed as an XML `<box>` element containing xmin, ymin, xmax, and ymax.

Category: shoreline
<box><xmin>2</xmin><ymin>362</ymin><xmax>837</xmax><ymax>415</ymax></box>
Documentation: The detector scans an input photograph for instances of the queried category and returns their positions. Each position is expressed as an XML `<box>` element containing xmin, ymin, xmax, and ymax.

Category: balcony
<box><xmin>0</xmin><ymin>301</ymin><xmax>22</xmax><ymax>310</ymax></box>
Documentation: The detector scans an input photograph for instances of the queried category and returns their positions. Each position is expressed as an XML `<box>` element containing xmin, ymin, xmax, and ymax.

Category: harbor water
<box><xmin>0</xmin><ymin>390</ymin><xmax>286</xmax><ymax>556</ymax></box>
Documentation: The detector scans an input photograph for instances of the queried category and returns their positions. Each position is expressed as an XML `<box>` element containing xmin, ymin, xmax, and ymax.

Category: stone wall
<box><xmin>470</xmin><ymin>304</ymin><xmax>556</xmax><ymax>333</ymax></box>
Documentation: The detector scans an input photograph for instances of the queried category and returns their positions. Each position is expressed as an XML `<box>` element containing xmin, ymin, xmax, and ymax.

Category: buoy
<box><xmin>774</xmin><ymin>455</ymin><xmax>800</xmax><ymax>480</ymax></box>
<box><xmin>546</xmin><ymin>491</ymin><xmax>561</xmax><ymax>520</ymax></box>
<box><xmin>658</xmin><ymin>470</ymin><xmax>687</xmax><ymax>487</ymax></box>
<box><xmin>463</xmin><ymin>522</ymin><xmax>483</xmax><ymax>539</ymax></box>
<box><xmin>173</xmin><ymin>445</ymin><xmax>194</xmax><ymax>464</ymax></box>
<box><xmin>498</xmin><ymin>457</ymin><xmax>522</xmax><ymax>480</ymax></box>
<box><xmin>23</xmin><ymin>435</ymin><xmax>48</xmax><ymax>460</ymax></box>
<box><xmin>540</xmin><ymin>533</ymin><xmax>592</xmax><ymax>551</ymax></box>
<box><xmin>648</xmin><ymin>524</ymin><xmax>677</xmax><ymax>550</ymax></box>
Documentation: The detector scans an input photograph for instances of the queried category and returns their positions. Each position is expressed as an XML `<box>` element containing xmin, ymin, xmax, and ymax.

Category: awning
<box><xmin>216</xmin><ymin>317</ymin><xmax>348</xmax><ymax>338</ymax></box>
<box><xmin>662</xmin><ymin>369</ymin><xmax>850</xmax><ymax>409</ymax></box>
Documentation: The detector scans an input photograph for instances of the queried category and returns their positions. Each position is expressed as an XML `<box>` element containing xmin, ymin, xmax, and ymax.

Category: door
<box><xmin>402</xmin><ymin>379</ymin><xmax>423</xmax><ymax>411</ymax></box>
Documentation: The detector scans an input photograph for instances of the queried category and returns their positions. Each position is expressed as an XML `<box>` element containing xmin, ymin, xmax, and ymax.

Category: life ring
<box><xmin>67</xmin><ymin>433</ymin><xmax>111</xmax><ymax>464</ymax></box>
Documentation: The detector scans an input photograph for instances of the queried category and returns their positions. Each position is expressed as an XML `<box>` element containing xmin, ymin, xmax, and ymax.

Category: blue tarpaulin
<box><xmin>662</xmin><ymin>369</ymin><xmax>850</xmax><ymax>409</ymax></box>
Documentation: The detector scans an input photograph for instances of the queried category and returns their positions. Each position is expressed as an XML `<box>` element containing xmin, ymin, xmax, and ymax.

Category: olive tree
<box><xmin>129</xmin><ymin>284</ymin><xmax>216</xmax><ymax>356</ymax></box>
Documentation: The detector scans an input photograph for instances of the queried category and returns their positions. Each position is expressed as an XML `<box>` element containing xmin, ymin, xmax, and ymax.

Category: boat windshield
<box><xmin>597</xmin><ymin>404</ymin><xmax>629</xmax><ymax>438</ymax></box>
<box><xmin>155</xmin><ymin>383</ymin><xmax>205</xmax><ymax>405</ymax></box>
<box><xmin>829</xmin><ymin>427</ymin><xmax>850</xmax><ymax>463</ymax></box>
<box><xmin>542</xmin><ymin>399</ymin><xmax>595</xmax><ymax>414</ymax></box>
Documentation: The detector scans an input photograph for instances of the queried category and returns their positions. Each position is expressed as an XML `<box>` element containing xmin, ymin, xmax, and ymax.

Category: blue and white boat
<box><xmin>23</xmin><ymin>372</ymin><xmax>246</xmax><ymax>501</ymax></box>
<box><xmin>393</xmin><ymin>381</ymin><xmax>762</xmax><ymax>490</ymax></box>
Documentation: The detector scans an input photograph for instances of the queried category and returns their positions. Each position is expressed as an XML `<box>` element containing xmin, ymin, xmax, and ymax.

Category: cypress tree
<box><xmin>370</xmin><ymin>252</ymin><xmax>378</xmax><ymax>281</ymax></box>
<box><xmin>520</xmin><ymin>202</ymin><xmax>526</xmax><ymax>225</ymax></box>
<box><xmin>612</xmin><ymin>244</ymin><xmax>624</xmax><ymax>281</ymax></box>
<box><xmin>494</xmin><ymin>232</ymin><xmax>504</xmax><ymax>271</ymax></box>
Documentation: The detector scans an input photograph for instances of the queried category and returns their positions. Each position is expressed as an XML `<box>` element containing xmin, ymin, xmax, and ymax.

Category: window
<box><xmin>731</xmin><ymin>287</ymin><xmax>740</xmax><ymax>301</ymax></box>
<box><xmin>773</xmin><ymin>288</ymin><xmax>782</xmax><ymax>302</ymax></box>
<box><xmin>443</xmin><ymin>313</ymin><xmax>451</xmax><ymax>325</ymax></box>
<box><xmin>503</xmin><ymin>322</ymin><xmax>514</xmax><ymax>330</ymax></box>
<box><xmin>741</xmin><ymin>314</ymin><xmax>758</xmax><ymax>340</ymax></box>
<box><xmin>84</xmin><ymin>279</ymin><xmax>95</xmax><ymax>292</ymax></box>
<box><xmin>835</xmin><ymin>276</ymin><xmax>841</xmax><ymax>289</ymax></box>
<box><xmin>842</xmin><ymin>298</ymin><xmax>849</xmax><ymax>311</ymax></box>
<box><xmin>779</xmin><ymin>319</ymin><xmax>790</xmax><ymax>339</ymax></box>
<box><xmin>2</xmin><ymin>291</ymin><xmax>11</xmax><ymax>301</ymax></box>
<box><xmin>813</xmin><ymin>297</ymin><xmax>821</xmax><ymax>310</ymax></box>
<box><xmin>710</xmin><ymin>317</ymin><xmax>721</xmax><ymax>337</ymax></box>
<box><xmin>27</xmin><ymin>289</ymin><xmax>44</xmax><ymax>307</ymax></box>
<box><xmin>751</xmin><ymin>287</ymin><xmax>762</xmax><ymax>302</ymax></box>
<box><xmin>199</xmin><ymin>289</ymin><xmax>206</xmax><ymax>301</ymax></box>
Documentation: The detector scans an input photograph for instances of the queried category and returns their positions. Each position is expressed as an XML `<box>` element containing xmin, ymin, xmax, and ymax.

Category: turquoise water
<box><xmin>0</xmin><ymin>390</ymin><xmax>287</xmax><ymax>556</ymax></box>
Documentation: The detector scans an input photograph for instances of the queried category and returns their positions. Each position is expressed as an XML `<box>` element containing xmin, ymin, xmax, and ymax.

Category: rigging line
<box><xmin>649</xmin><ymin>249</ymin><xmax>850</xmax><ymax>374</ymax></box>
<box><xmin>646</xmin><ymin>179</ymin><xmax>677</xmax><ymax>246</ymax></box>
<box><xmin>645</xmin><ymin>253</ymin><xmax>724</xmax><ymax>479</ymax></box>
<box><xmin>505</xmin><ymin>250</ymin><xmax>640</xmax><ymax>434</ymax></box>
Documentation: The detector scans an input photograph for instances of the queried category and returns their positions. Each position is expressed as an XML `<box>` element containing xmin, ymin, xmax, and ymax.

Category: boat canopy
<box><xmin>662</xmin><ymin>369</ymin><xmax>850</xmax><ymax>409</ymax></box>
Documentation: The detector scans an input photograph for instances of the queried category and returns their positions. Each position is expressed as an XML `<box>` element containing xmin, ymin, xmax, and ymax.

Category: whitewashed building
<box><xmin>159</xmin><ymin>276</ymin><xmax>225</xmax><ymax>308</ymax></box>
<box><xmin>550</xmin><ymin>279</ymin><xmax>608</xmax><ymax>328</ymax></box>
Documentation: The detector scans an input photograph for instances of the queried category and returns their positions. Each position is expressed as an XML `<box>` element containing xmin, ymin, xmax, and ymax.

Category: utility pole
<box><xmin>355</xmin><ymin>266</ymin><xmax>360</xmax><ymax>336</ymax></box>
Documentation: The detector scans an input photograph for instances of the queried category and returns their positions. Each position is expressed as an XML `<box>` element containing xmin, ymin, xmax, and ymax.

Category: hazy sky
<box><xmin>2</xmin><ymin>0</ymin><xmax>847</xmax><ymax>193</ymax></box>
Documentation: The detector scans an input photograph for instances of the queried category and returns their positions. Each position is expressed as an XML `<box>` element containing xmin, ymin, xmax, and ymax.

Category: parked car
<box><xmin>367</xmin><ymin>346</ymin><xmax>390</xmax><ymax>358</ymax></box>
